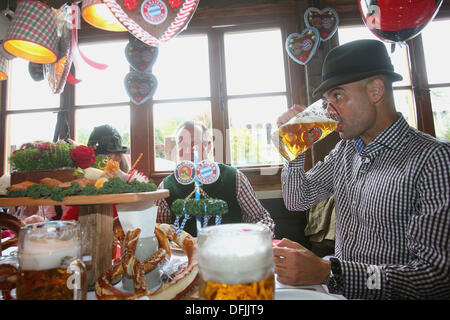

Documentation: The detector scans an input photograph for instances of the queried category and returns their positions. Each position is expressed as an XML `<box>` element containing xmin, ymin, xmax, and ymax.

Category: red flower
<box><xmin>37</xmin><ymin>144</ymin><xmax>51</xmax><ymax>151</ymax></box>
<box><xmin>70</xmin><ymin>146</ymin><xmax>95</xmax><ymax>169</ymax></box>
<box><xmin>12</xmin><ymin>148</ymin><xmax>24</xmax><ymax>155</ymax></box>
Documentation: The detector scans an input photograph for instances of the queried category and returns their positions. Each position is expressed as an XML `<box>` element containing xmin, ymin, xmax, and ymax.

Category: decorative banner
<box><xmin>124</xmin><ymin>71</ymin><xmax>158</xmax><ymax>104</ymax></box>
<box><xmin>125</xmin><ymin>38</ymin><xmax>159</xmax><ymax>72</ymax></box>
<box><xmin>196</xmin><ymin>160</ymin><xmax>220</xmax><ymax>185</ymax></box>
<box><xmin>174</xmin><ymin>161</ymin><xmax>196</xmax><ymax>185</ymax></box>
<box><xmin>359</xmin><ymin>0</ymin><xmax>443</xmax><ymax>43</ymax></box>
<box><xmin>285</xmin><ymin>27</ymin><xmax>320</xmax><ymax>65</ymax></box>
<box><xmin>103</xmin><ymin>0</ymin><xmax>200</xmax><ymax>47</ymax></box>
<box><xmin>46</xmin><ymin>3</ymin><xmax>74</xmax><ymax>94</ymax></box>
<box><xmin>304</xmin><ymin>7</ymin><xmax>339</xmax><ymax>42</ymax></box>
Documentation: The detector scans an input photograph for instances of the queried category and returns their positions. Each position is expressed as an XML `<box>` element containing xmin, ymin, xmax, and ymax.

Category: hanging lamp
<box><xmin>81</xmin><ymin>0</ymin><xmax>127</xmax><ymax>32</ymax></box>
<box><xmin>0</xmin><ymin>57</ymin><xmax>8</xmax><ymax>80</ymax></box>
<box><xmin>3</xmin><ymin>0</ymin><xmax>57</xmax><ymax>64</ymax></box>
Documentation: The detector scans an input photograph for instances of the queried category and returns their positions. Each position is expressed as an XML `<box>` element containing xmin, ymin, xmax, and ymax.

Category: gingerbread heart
<box><xmin>103</xmin><ymin>0</ymin><xmax>200</xmax><ymax>47</ymax></box>
<box><xmin>125</xmin><ymin>39</ymin><xmax>159</xmax><ymax>72</ymax></box>
<box><xmin>285</xmin><ymin>28</ymin><xmax>320</xmax><ymax>65</ymax></box>
<box><xmin>304</xmin><ymin>7</ymin><xmax>339</xmax><ymax>41</ymax></box>
<box><xmin>124</xmin><ymin>71</ymin><xmax>158</xmax><ymax>105</ymax></box>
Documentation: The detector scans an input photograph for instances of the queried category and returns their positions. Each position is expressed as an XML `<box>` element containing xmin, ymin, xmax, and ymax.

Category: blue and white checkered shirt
<box><xmin>281</xmin><ymin>114</ymin><xmax>450</xmax><ymax>299</ymax></box>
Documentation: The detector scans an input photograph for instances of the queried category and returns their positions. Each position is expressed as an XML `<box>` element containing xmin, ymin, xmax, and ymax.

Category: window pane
<box><xmin>338</xmin><ymin>26</ymin><xmax>411</xmax><ymax>86</ymax></box>
<box><xmin>153</xmin><ymin>34</ymin><xmax>210</xmax><ymax>100</ymax></box>
<box><xmin>75</xmin><ymin>106</ymin><xmax>130</xmax><ymax>149</ymax></box>
<box><xmin>7</xmin><ymin>112</ymin><xmax>57</xmax><ymax>153</ymax></box>
<box><xmin>76</xmin><ymin>40</ymin><xmax>129</xmax><ymax>105</ymax></box>
<box><xmin>153</xmin><ymin>101</ymin><xmax>212</xmax><ymax>171</ymax></box>
<box><xmin>224</xmin><ymin>29</ymin><xmax>286</xmax><ymax>95</ymax></box>
<box><xmin>431</xmin><ymin>87</ymin><xmax>450</xmax><ymax>142</ymax></box>
<box><xmin>421</xmin><ymin>20</ymin><xmax>450</xmax><ymax>84</ymax></box>
<box><xmin>228</xmin><ymin>96</ymin><xmax>286</xmax><ymax>166</ymax></box>
<box><xmin>393</xmin><ymin>89</ymin><xmax>416</xmax><ymax>127</ymax></box>
<box><xmin>8</xmin><ymin>58</ymin><xmax>60</xmax><ymax>110</ymax></box>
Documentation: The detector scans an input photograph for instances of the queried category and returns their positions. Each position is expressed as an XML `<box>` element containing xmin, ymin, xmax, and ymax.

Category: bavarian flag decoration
<box><xmin>196</xmin><ymin>160</ymin><xmax>220</xmax><ymax>185</ymax></box>
<box><xmin>174</xmin><ymin>161</ymin><xmax>196</xmax><ymax>185</ymax></box>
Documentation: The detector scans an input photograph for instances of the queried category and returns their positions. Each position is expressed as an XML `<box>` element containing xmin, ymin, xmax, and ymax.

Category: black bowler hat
<box><xmin>87</xmin><ymin>125</ymin><xmax>128</xmax><ymax>155</ymax></box>
<box><xmin>313</xmin><ymin>39</ymin><xmax>403</xmax><ymax>97</ymax></box>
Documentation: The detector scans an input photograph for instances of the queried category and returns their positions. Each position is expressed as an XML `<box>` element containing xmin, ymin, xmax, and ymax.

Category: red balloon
<box><xmin>359</xmin><ymin>0</ymin><xmax>443</xmax><ymax>43</ymax></box>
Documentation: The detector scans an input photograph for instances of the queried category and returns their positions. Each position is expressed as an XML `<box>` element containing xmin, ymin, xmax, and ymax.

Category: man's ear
<box><xmin>366</xmin><ymin>78</ymin><xmax>385</xmax><ymax>104</ymax></box>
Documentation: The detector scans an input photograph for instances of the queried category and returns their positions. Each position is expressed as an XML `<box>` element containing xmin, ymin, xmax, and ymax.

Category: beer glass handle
<box><xmin>0</xmin><ymin>264</ymin><xmax>18</xmax><ymax>300</ymax></box>
<box><xmin>67</xmin><ymin>259</ymin><xmax>88</xmax><ymax>300</ymax></box>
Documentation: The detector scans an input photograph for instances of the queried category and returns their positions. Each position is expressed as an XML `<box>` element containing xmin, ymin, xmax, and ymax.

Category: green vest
<box><xmin>163</xmin><ymin>163</ymin><xmax>242</xmax><ymax>236</ymax></box>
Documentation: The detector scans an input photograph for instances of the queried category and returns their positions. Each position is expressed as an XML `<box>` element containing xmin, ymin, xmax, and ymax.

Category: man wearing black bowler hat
<box><xmin>273</xmin><ymin>39</ymin><xmax>450</xmax><ymax>299</ymax></box>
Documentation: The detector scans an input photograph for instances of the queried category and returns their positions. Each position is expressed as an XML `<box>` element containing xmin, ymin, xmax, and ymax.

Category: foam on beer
<box><xmin>20</xmin><ymin>239</ymin><xmax>80</xmax><ymax>271</ymax></box>
<box><xmin>198</xmin><ymin>224</ymin><xmax>273</xmax><ymax>285</ymax></box>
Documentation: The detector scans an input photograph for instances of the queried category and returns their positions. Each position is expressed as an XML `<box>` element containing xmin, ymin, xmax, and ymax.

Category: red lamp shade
<box><xmin>3</xmin><ymin>0</ymin><xmax>58</xmax><ymax>64</ymax></box>
<box><xmin>82</xmin><ymin>0</ymin><xmax>127</xmax><ymax>32</ymax></box>
<box><xmin>0</xmin><ymin>57</ymin><xmax>8</xmax><ymax>80</ymax></box>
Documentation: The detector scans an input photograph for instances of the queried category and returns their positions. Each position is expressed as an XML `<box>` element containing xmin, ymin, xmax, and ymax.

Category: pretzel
<box><xmin>95</xmin><ymin>223</ymin><xmax>198</xmax><ymax>300</ymax></box>
<box><xmin>0</xmin><ymin>264</ymin><xmax>17</xmax><ymax>300</ymax></box>
<box><xmin>0</xmin><ymin>212</ymin><xmax>24</xmax><ymax>251</ymax></box>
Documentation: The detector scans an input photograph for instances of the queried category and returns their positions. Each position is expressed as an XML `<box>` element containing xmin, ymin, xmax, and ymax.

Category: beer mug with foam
<box><xmin>0</xmin><ymin>221</ymin><xmax>87</xmax><ymax>300</ymax></box>
<box><xmin>197</xmin><ymin>223</ymin><xmax>274</xmax><ymax>300</ymax></box>
<box><xmin>272</xmin><ymin>99</ymin><xmax>338</xmax><ymax>161</ymax></box>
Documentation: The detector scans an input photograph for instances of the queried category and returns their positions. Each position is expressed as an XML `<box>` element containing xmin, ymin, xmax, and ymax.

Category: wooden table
<box><xmin>0</xmin><ymin>190</ymin><xmax>170</xmax><ymax>287</ymax></box>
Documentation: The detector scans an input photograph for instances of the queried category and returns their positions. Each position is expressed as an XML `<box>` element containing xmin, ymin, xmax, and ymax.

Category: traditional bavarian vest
<box><xmin>163</xmin><ymin>163</ymin><xmax>242</xmax><ymax>236</ymax></box>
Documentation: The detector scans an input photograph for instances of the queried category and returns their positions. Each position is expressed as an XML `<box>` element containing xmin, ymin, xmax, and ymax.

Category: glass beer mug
<box><xmin>197</xmin><ymin>223</ymin><xmax>274</xmax><ymax>300</ymax></box>
<box><xmin>0</xmin><ymin>221</ymin><xmax>87</xmax><ymax>300</ymax></box>
<box><xmin>272</xmin><ymin>99</ymin><xmax>338</xmax><ymax>161</ymax></box>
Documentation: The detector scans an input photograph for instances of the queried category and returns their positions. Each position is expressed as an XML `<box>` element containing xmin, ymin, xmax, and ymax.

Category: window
<box><xmin>4</xmin><ymin>58</ymin><xmax>60</xmax><ymax>172</ymax></box>
<box><xmin>338</xmin><ymin>26</ymin><xmax>416</xmax><ymax>127</ymax></box>
<box><xmin>152</xmin><ymin>27</ymin><xmax>287</xmax><ymax>173</ymax></box>
<box><xmin>74</xmin><ymin>40</ymin><xmax>130</xmax><ymax>150</ymax></box>
<box><xmin>421</xmin><ymin>19</ymin><xmax>450</xmax><ymax>141</ymax></box>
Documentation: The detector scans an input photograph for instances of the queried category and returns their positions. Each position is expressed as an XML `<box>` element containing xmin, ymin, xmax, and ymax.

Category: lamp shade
<box><xmin>3</xmin><ymin>0</ymin><xmax>57</xmax><ymax>64</ymax></box>
<box><xmin>0</xmin><ymin>57</ymin><xmax>8</xmax><ymax>80</ymax></box>
<box><xmin>82</xmin><ymin>0</ymin><xmax>127</xmax><ymax>32</ymax></box>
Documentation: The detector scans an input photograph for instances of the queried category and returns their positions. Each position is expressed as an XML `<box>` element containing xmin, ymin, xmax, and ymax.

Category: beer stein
<box><xmin>272</xmin><ymin>99</ymin><xmax>338</xmax><ymax>161</ymax></box>
<box><xmin>0</xmin><ymin>221</ymin><xmax>87</xmax><ymax>300</ymax></box>
<box><xmin>197</xmin><ymin>223</ymin><xmax>274</xmax><ymax>300</ymax></box>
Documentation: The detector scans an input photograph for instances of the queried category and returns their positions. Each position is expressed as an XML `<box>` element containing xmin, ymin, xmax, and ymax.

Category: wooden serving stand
<box><xmin>0</xmin><ymin>190</ymin><xmax>170</xmax><ymax>288</ymax></box>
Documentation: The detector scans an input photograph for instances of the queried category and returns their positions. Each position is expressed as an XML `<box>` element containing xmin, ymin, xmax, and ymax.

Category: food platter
<box><xmin>0</xmin><ymin>189</ymin><xmax>169</xmax><ymax>207</ymax></box>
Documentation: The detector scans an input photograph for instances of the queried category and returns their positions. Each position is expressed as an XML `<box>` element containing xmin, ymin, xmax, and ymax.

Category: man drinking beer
<box><xmin>273</xmin><ymin>39</ymin><xmax>450</xmax><ymax>299</ymax></box>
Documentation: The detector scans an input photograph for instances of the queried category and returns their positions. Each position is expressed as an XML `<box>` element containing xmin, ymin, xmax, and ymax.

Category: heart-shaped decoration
<box><xmin>125</xmin><ymin>38</ymin><xmax>159</xmax><ymax>72</ymax></box>
<box><xmin>285</xmin><ymin>28</ymin><xmax>320</xmax><ymax>65</ymax></box>
<box><xmin>103</xmin><ymin>0</ymin><xmax>200</xmax><ymax>47</ymax></box>
<box><xmin>304</xmin><ymin>7</ymin><xmax>339</xmax><ymax>41</ymax></box>
<box><xmin>124</xmin><ymin>71</ymin><xmax>158</xmax><ymax>105</ymax></box>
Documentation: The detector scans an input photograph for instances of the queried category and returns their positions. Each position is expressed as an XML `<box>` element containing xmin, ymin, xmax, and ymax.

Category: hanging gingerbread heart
<box><xmin>124</xmin><ymin>71</ymin><xmax>158</xmax><ymax>105</ymax></box>
<box><xmin>304</xmin><ymin>7</ymin><xmax>339</xmax><ymax>42</ymax></box>
<box><xmin>103</xmin><ymin>0</ymin><xmax>200</xmax><ymax>47</ymax></box>
<box><xmin>285</xmin><ymin>28</ymin><xmax>320</xmax><ymax>65</ymax></box>
<box><xmin>125</xmin><ymin>38</ymin><xmax>159</xmax><ymax>72</ymax></box>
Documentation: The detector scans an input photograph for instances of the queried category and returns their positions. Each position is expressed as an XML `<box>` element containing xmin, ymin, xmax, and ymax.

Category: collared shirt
<box><xmin>282</xmin><ymin>114</ymin><xmax>450</xmax><ymax>299</ymax></box>
<box><xmin>156</xmin><ymin>169</ymin><xmax>275</xmax><ymax>236</ymax></box>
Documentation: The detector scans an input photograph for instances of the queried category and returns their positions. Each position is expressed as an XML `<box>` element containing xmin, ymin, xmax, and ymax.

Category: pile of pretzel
<box><xmin>95</xmin><ymin>223</ymin><xmax>198</xmax><ymax>300</ymax></box>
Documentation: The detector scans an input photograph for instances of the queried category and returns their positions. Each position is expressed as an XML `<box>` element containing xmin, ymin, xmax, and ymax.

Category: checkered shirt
<box><xmin>156</xmin><ymin>169</ymin><xmax>275</xmax><ymax>236</ymax></box>
<box><xmin>281</xmin><ymin>114</ymin><xmax>450</xmax><ymax>299</ymax></box>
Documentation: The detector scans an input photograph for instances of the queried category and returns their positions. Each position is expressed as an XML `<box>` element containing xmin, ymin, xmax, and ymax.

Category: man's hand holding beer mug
<box><xmin>272</xmin><ymin>100</ymin><xmax>338</xmax><ymax>161</ymax></box>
